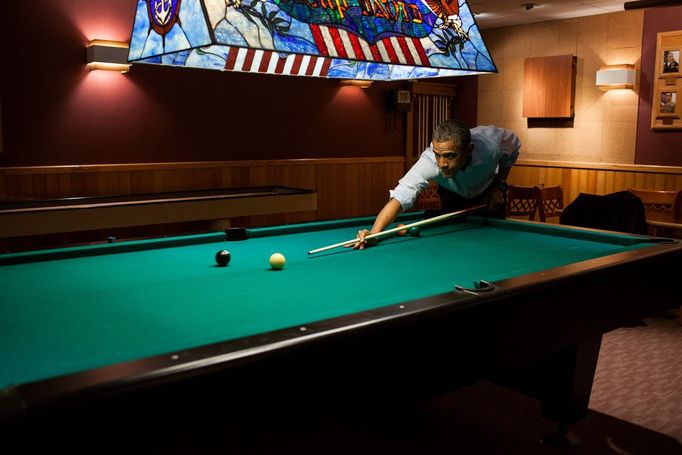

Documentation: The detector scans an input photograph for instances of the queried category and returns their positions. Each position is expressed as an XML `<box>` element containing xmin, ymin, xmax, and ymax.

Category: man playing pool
<box><xmin>353</xmin><ymin>119</ymin><xmax>521</xmax><ymax>249</ymax></box>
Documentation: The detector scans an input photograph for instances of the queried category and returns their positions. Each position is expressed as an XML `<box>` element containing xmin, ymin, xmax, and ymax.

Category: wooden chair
<box><xmin>627</xmin><ymin>188</ymin><xmax>680</xmax><ymax>213</ymax></box>
<box><xmin>627</xmin><ymin>188</ymin><xmax>681</xmax><ymax>237</ymax></box>
<box><xmin>507</xmin><ymin>185</ymin><xmax>539</xmax><ymax>220</ymax></box>
<box><xmin>536</xmin><ymin>185</ymin><xmax>564</xmax><ymax>222</ymax></box>
<box><xmin>414</xmin><ymin>182</ymin><xmax>441</xmax><ymax>211</ymax></box>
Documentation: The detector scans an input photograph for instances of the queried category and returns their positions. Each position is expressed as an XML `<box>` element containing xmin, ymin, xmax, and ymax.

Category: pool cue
<box><xmin>307</xmin><ymin>204</ymin><xmax>487</xmax><ymax>255</ymax></box>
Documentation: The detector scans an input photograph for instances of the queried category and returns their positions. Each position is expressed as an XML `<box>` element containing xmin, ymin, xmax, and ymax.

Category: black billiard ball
<box><xmin>408</xmin><ymin>226</ymin><xmax>421</xmax><ymax>237</ymax></box>
<box><xmin>215</xmin><ymin>250</ymin><xmax>231</xmax><ymax>267</ymax></box>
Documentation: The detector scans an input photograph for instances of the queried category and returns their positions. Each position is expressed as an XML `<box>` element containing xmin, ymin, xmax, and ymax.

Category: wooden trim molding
<box><xmin>516</xmin><ymin>159</ymin><xmax>682</xmax><ymax>175</ymax></box>
<box><xmin>0</xmin><ymin>157</ymin><xmax>405</xmax><ymax>175</ymax></box>
<box><xmin>411</xmin><ymin>81</ymin><xmax>457</xmax><ymax>97</ymax></box>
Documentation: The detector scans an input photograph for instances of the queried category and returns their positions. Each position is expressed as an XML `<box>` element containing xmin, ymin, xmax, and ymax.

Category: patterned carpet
<box><xmin>589</xmin><ymin>317</ymin><xmax>682</xmax><ymax>442</ymax></box>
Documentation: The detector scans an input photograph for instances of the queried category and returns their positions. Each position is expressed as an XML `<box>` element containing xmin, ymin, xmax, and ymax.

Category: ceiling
<box><xmin>467</xmin><ymin>1</ymin><xmax>629</xmax><ymax>29</ymax></box>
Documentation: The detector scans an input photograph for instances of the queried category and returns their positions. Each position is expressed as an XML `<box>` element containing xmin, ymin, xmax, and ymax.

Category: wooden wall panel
<box><xmin>508</xmin><ymin>160</ymin><xmax>682</xmax><ymax>209</ymax></box>
<box><xmin>0</xmin><ymin>158</ymin><xmax>405</xmax><ymax>249</ymax></box>
<box><xmin>7</xmin><ymin>157</ymin><xmax>682</xmax><ymax>249</ymax></box>
<box><xmin>8</xmin><ymin>158</ymin><xmax>682</xmax><ymax>215</ymax></box>
<box><xmin>523</xmin><ymin>55</ymin><xmax>576</xmax><ymax>118</ymax></box>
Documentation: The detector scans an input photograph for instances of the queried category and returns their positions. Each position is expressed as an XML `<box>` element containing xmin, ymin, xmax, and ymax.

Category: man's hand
<box><xmin>346</xmin><ymin>229</ymin><xmax>379</xmax><ymax>250</ymax></box>
<box><xmin>348</xmin><ymin>198</ymin><xmax>400</xmax><ymax>249</ymax></box>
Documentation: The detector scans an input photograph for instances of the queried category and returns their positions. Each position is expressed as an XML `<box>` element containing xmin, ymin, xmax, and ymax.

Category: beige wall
<box><xmin>478</xmin><ymin>10</ymin><xmax>644</xmax><ymax>164</ymax></box>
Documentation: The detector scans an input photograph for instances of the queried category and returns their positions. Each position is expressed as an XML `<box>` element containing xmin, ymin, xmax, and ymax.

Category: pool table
<box><xmin>1</xmin><ymin>214</ymin><xmax>680</xmax><ymax>439</ymax></box>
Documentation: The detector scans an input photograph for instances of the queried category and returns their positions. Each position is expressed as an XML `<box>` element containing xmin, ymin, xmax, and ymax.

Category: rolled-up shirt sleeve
<box><xmin>499</xmin><ymin>128</ymin><xmax>521</xmax><ymax>168</ymax></box>
<box><xmin>389</xmin><ymin>150</ymin><xmax>439</xmax><ymax>211</ymax></box>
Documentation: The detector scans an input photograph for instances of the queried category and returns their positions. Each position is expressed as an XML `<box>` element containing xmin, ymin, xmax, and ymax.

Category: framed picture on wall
<box><xmin>661</xmin><ymin>49</ymin><xmax>681</xmax><ymax>76</ymax></box>
<box><xmin>651</xmin><ymin>31</ymin><xmax>682</xmax><ymax>130</ymax></box>
<box><xmin>656</xmin><ymin>90</ymin><xmax>680</xmax><ymax>118</ymax></box>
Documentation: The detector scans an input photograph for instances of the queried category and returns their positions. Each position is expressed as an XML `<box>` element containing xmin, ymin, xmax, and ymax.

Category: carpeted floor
<box><xmin>589</xmin><ymin>317</ymin><xmax>682</xmax><ymax>443</ymax></box>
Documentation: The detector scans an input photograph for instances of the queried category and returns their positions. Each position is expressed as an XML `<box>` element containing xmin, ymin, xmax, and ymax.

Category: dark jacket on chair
<box><xmin>560</xmin><ymin>191</ymin><xmax>647</xmax><ymax>235</ymax></box>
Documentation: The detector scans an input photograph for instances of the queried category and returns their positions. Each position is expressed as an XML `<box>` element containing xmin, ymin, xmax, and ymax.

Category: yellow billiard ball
<box><xmin>269</xmin><ymin>252</ymin><xmax>286</xmax><ymax>270</ymax></box>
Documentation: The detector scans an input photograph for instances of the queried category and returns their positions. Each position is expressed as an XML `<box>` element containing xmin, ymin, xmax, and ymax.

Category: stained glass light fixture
<box><xmin>128</xmin><ymin>0</ymin><xmax>496</xmax><ymax>81</ymax></box>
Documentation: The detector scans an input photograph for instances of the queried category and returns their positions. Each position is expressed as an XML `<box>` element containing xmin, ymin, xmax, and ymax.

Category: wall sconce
<box><xmin>86</xmin><ymin>40</ymin><xmax>131</xmax><ymax>72</ymax></box>
<box><xmin>596</xmin><ymin>64</ymin><xmax>636</xmax><ymax>90</ymax></box>
<box><xmin>339</xmin><ymin>80</ymin><xmax>373</xmax><ymax>89</ymax></box>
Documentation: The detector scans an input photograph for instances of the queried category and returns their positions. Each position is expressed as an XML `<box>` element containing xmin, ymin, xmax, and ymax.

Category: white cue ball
<box><xmin>269</xmin><ymin>252</ymin><xmax>286</xmax><ymax>270</ymax></box>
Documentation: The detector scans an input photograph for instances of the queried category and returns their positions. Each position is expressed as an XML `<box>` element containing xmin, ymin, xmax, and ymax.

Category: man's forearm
<box><xmin>370</xmin><ymin>198</ymin><xmax>402</xmax><ymax>233</ymax></box>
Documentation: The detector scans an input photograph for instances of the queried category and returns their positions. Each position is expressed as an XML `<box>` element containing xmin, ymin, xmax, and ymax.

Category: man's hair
<box><xmin>432</xmin><ymin>119</ymin><xmax>471</xmax><ymax>150</ymax></box>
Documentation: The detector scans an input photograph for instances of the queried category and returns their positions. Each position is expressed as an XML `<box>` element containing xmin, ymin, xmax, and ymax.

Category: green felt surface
<box><xmin>0</xmin><ymin>216</ymin><xmax>650</xmax><ymax>389</ymax></box>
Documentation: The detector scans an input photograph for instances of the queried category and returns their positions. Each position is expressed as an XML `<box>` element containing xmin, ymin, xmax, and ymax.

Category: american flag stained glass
<box><xmin>129</xmin><ymin>0</ymin><xmax>496</xmax><ymax>80</ymax></box>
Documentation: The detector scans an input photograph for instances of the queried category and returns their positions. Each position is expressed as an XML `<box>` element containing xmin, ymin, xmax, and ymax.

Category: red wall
<box><xmin>635</xmin><ymin>5</ymin><xmax>682</xmax><ymax>165</ymax></box>
<box><xmin>1</xmin><ymin>0</ymin><xmax>456</xmax><ymax>166</ymax></box>
<box><xmin>7</xmin><ymin>1</ymin><xmax>679</xmax><ymax>169</ymax></box>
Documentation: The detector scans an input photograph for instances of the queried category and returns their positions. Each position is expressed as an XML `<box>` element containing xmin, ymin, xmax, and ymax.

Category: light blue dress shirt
<box><xmin>389</xmin><ymin>125</ymin><xmax>521</xmax><ymax>211</ymax></box>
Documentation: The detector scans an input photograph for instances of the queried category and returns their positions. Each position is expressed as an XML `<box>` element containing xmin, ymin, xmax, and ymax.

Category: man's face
<box><xmin>667</xmin><ymin>54</ymin><xmax>675</xmax><ymax>63</ymax></box>
<box><xmin>662</xmin><ymin>93</ymin><xmax>672</xmax><ymax>103</ymax></box>
<box><xmin>432</xmin><ymin>139</ymin><xmax>472</xmax><ymax>178</ymax></box>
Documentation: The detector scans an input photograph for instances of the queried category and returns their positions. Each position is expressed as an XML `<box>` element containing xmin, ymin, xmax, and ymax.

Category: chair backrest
<box><xmin>414</xmin><ymin>182</ymin><xmax>442</xmax><ymax>211</ymax></box>
<box><xmin>507</xmin><ymin>185</ymin><xmax>539</xmax><ymax>220</ymax></box>
<box><xmin>536</xmin><ymin>185</ymin><xmax>564</xmax><ymax>222</ymax></box>
<box><xmin>627</xmin><ymin>188</ymin><xmax>680</xmax><ymax>213</ymax></box>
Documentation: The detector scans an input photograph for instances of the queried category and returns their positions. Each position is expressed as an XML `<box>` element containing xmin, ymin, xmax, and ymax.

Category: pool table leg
<box><xmin>538</xmin><ymin>334</ymin><xmax>603</xmax><ymax>447</ymax></box>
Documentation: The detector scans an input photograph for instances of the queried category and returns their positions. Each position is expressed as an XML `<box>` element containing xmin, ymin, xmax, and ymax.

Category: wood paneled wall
<box><xmin>508</xmin><ymin>160</ymin><xmax>682</xmax><ymax>206</ymax></box>
<box><xmin>5</xmin><ymin>158</ymin><xmax>682</xmax><ymax>219</ymax></box>
<box><xmin>0</xmin><ymin>158</ymin><xmax>405</xmax><ymax>249</ymax></box>
<box><xmin>4</xmin><ymin>157</ymin><xmax>682</xmax><ymax>249</ymax></box>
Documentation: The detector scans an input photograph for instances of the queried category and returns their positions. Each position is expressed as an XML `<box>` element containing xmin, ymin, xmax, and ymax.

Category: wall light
<box><xmin>339</xmin><ymin>80</ymin><xmax>373</xmax><ymax>89</ymax></box>
<box><xmin>596</xmin><ymin>64</ymin><xmax>636</xmax><ymax>90</ymax></box>
<box><xmin>86</xmin><ymin>40</ymin><xmax>131</xmax><ymax>73</ymax></box>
